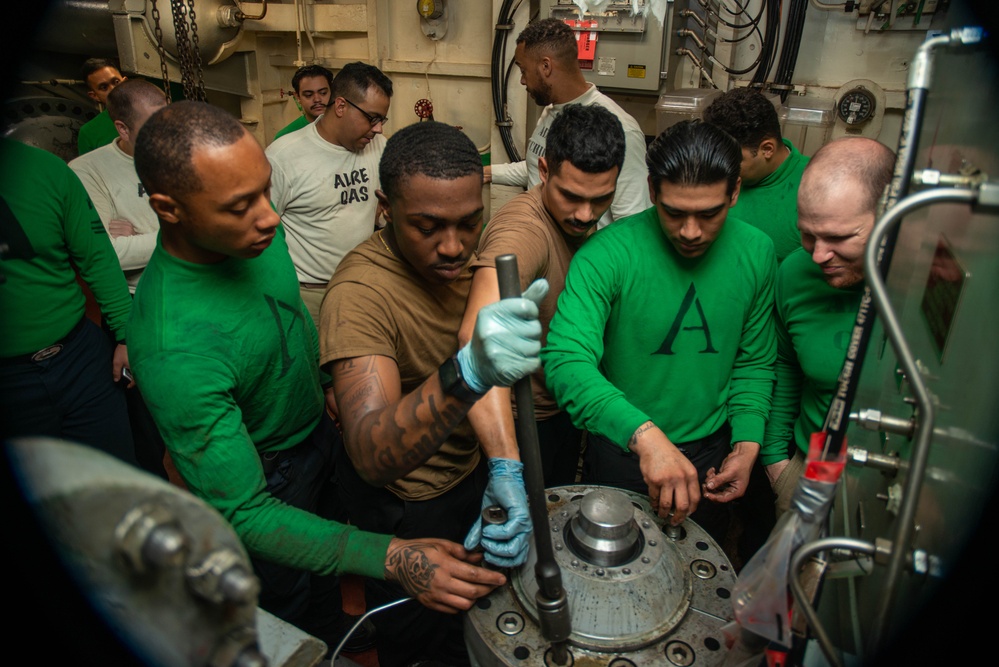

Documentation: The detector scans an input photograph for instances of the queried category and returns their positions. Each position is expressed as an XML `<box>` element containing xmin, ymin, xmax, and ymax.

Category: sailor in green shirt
<box><xmin>761</xmin><ymin>137</ymin><xmax>896</xmax><ymax>516</ymax></box>
<box><xmin>128</xmin><ymin>101</ymin><xmax>532</xmax><ymax>652</ymax></box>
<box><xmin>543</xmin><ymin>120</ymin><xmax>777</xmax><ymax>549</ymax></box>
<box><xmin>273</xmin><ymin>64</ymin><xmax>334</xmax><ymax>141</ymax></box>
<box><xmin>77</xmin><ymin>58</ymin><xmax>127</xmax><ymax>156</ymax></box>
<box><xmin>703</xmin><ymin>86</ymin><xmax>810</xmax><ymax>263</ymax></box>
<box><xmin>0</xmin><ymin>137</ymin><xmax>135</xmax><ymax>464</ymax></box>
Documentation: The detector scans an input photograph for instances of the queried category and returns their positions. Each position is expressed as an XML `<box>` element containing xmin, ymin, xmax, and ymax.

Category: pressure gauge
<box><xmin>837</xmin><ymin>87</ymin><xmax>877</xmax><ymax>125</ymax></box>
<box><xmin>417</xmin><ymin>0</ymin><xmax>444</xmax><ymax>20</ymax></box>
<box><xmin>417</xmin><ymin>0</ymin><xmax>447</xmax><ymax>40</ymax></box>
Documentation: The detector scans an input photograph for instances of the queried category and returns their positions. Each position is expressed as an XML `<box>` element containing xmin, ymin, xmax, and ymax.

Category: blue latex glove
<box><xmin>464</xmin><ymin>458</ymin><xmax>532</xmax><ymax>567</ymax></box>
<box><xmin>457</xmin><ymin>278</ymin><xmax>549</xmax><ymax>393</ymax></box>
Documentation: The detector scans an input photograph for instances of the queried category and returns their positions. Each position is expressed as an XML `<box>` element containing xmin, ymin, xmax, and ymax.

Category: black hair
<box><xmin>379</xmin><ymin>121</ymin><xmax>482</xmax><ymax>201</ymax></box>
<box><xmin>646</xmin><ymin>120</ymin><xmax>741</xmax><ymax>196</ymax></box>
<box><xmin>106</xmin><ymin>79</ymin><xmax>167</xmax><ymax>126</ymax></box>
<box><xmin>702</xmin><ymin>87</ymin><xmax>782</xmax><ymax>152</ymax></box>
<box><xmin>331</xmin><ymin>61</ymin><xmax>393</xmax><ymax>102</ymax></box>
<box><xmin>81</xmin><ymin>57</ymin><xmax>121</xmax><ymax>82</ymax></box>
<box><xmin>516</xmin><ymin>18</ymin><xmax>578</xmax><ymax>67</ymax></box>
<box><xmin>134</xmin><ymin>101</ymin><xmax>246</xmax><ymax>197</ymax></box>
<box><xmin>545</xmin><ymin>104</ymin><xmax>625</xmax><ymax>175</ymax></box>
<box><xmin>291</xmin><ymin>64</ymin><xmax>334</xmax><ymax>93</ymax></box>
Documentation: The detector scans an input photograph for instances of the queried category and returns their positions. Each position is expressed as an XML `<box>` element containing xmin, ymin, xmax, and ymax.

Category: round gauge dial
<box><xmin>417</xmin><ymin>0</ymin><xmax>444</xmax><ymax>20</ymax></box>
<box><xmin>837</xmin><ymin>87</ymin><xmax>876</xmax><ymax>125</ymax></box>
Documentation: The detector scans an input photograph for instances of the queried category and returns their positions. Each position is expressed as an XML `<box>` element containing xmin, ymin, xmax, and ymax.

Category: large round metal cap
<box><xmin>507</xmin><ymin>486</ymin><xmax>719</xmax><ymax>654</ymax></box>
<box><xmin>568</xmin><ymin>488</ymin><xmax>641</xmax><ymax>566</ymax></box>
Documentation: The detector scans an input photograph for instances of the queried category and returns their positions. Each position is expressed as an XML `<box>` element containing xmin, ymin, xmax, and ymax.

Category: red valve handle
<box><xmin>414</xmin><ymin>98</ymin><xmax>434</xmax><ymax>120</ymax></box>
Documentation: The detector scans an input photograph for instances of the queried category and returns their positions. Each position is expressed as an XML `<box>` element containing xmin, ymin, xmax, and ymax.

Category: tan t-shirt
<box><xmin>320</xmin><ymin>233</ymin><xmax>480</xmax><ymax>501</ymax></box>
<box><xmin>469</xmin><ymin>185</ymin><xmax>585</xmax><ymax>419</ymax></box>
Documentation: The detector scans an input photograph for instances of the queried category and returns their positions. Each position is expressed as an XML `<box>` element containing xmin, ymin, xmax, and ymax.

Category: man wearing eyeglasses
<box><xmin>266</xmin><ymin>61</ymin><xmax>393</xmax><ymax>326</ymax></box>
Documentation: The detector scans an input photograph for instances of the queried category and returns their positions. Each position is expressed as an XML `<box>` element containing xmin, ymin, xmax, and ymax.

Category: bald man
<box><xmin>759</xmin><ymin>137</ymin><xmax>897</xmax><ymax>516</ymax></box>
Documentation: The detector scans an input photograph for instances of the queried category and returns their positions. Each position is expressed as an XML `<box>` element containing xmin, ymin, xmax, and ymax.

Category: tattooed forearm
<box><xmin>385</xmin><ymin>541</ymin><xmax>439</xmax><ymax>596</ymax></box>
<box><xmin>334</xmin><ymin>355</ymin><xmax>477</xmax><ymax>486</ymax></box>
<box><xmin>404</xmin><ymin>395</ymin><xmax>465</xmax><ymax>467</ymax></box>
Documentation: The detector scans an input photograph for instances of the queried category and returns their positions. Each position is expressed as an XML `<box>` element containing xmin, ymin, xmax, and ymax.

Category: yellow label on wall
<box><xmin>627</xmin><ymin>64</ymin><xmax>646</xmax><ymax>79</ymax></box>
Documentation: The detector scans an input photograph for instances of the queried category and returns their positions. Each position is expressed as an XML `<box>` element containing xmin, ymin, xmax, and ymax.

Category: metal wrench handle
<box><xmin>494</xmin><ymin>254</ymin><xmax>571</xmax><ymax>661</ymax></box>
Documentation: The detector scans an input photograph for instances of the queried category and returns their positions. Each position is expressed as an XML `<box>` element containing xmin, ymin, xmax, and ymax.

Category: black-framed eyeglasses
<box><xmin>342</xmin><ymin>98</ymin><xmax>388</xmax><ymax>127</ymax></box>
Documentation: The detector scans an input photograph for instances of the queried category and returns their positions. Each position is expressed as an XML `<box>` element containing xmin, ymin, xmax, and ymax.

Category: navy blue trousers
<box><xmin>335</xmin><ymin>444</ymin><xmax>487</xmax><ymax>667</ymax></box>
<box><xmin>0</xmin><ymin>318</ymin><xmax>135</xmax><ymax>466</ymax></box>
<box><xmin>249</xmin><ymin>410</ymin><xmax>349</xmax><ymax>647</ymax></box>
<box><xmin>525</xmin><ymin>410</ymin><xmax>583</xmax><ymax>488</ymax></box>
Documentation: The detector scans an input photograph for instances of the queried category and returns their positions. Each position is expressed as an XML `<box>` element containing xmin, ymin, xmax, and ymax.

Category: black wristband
<box><xmin>438</xmin><ymin>354</ymin><xmax>484</xmax><ymax>403</ymax></box>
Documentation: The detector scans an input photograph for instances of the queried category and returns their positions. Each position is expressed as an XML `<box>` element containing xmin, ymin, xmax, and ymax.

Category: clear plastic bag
<box><xmin>730</xmin><ymin>433</ymin><xmax>846</xmax><ymax>648</ymax></box>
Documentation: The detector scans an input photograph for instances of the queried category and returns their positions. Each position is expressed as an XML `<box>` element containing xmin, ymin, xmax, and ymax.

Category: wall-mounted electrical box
<box><xmin>540</xmin><ymin>0</ymin><xmax>675</xmax><ymax>94</ymax></box>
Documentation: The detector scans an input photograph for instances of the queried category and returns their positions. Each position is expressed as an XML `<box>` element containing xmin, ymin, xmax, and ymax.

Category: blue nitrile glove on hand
<box><xmin>464</xmin><ymin>458</ymin><xmax>532</xmax><ymax>567</ymax></box>
<box><xmin>457</xmin><ymin>278</ymin><xmax>549</xmax><ymax>393</ymax></box>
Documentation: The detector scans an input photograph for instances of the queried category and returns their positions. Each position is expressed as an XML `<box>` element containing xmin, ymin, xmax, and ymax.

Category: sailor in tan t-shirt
<box><xmin>319</xmin><ymin>121</ymin><xmax>548</xmax><ymax>667</ymax></box>
<box><xmin>461</xmin><ymin>103</ymin><xmax>628</xmax><ymax>487</ymax></box>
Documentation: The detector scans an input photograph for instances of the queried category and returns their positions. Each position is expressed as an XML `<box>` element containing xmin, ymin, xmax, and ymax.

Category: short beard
<box><xmin>531</xmin><ymin>81</ymin><xmax>554</xmax><ymax>107</ymax></box>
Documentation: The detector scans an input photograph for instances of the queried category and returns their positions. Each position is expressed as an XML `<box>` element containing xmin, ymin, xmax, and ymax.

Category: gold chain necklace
<box><xmin>378</xmin><ymin>230</ymin><xmax>395</xmax><ymax>257</ymax></box>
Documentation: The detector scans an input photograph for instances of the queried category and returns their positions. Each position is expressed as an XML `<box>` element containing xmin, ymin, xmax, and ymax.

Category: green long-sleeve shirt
<box><xmin>542</xmin><ymin>207</ymin><xmax>777</xmax><ymax>449</ymax></box>
<box><xmin>128</xmin><ymin>227</ymin><xmax>391</xmax><ymax>577</ymax></box>
<box><xmin>0</xmin><ymin>138</ymin><xmax>131</xmax><ymax>356</ymax></box>
<box><xmin>77</xmin><ymin>109</ymin><xmax>119</xmax><ymax>156</ymax></box>
<box><xmin>274</xmin><ymin>115</ymin><xmax>310</xmax><ymax>141</ymax></box>
<box><xmin>760</xmin><ymin>248</ymin><xmax>864</xmax><ymax>465</ymax></box>
<box><xmin>730</xmin><ymin>139</ymin><xmax>809</xmax><ymax>264</ymax></box>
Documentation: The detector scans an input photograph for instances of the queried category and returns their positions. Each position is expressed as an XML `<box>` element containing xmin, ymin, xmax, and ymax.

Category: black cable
<box><xmin>682</xmin><ymin>3</ymin><xmax>765</xmax><ymax>75</ymax></box>
<box><xmin>714</xmin><ymin>23</ymin><xmax>763</xmax><ymax>44</ymax></box>
<box><xmin>722</xmin><ymin>0</ymin><xmax>766</xmax><ymax>26</ymax></box>
<box><xmin>697</xmin><ymin>2</ymin><xmax>765</xmax><ymax>45</ymax></box>
<box><xmin>504</xmin><ymin>56</ymin><xmax>518</xmax><ymax>103</ymax></box>
<box><xmin>681</xmin><ymin>24</ymin><xmax>766</xmax><ymax>75</ymax></box>
<box><xmin>773</xmin><ymin>0</ymin><xmax>808</xmax><ymax>102</ymax></box>
<box><xmin>710</xmin><ymin>38</ymin><xmax>768</xmax><ymax>76</ymax></box>
<box><xmin>820</xmin><ymin>86</ymin><xmax>929</xmax><ymax>453</ymax></box>
<box><xmin>703</xmin><ymin>0</ymin><xmax>765</xmax><ymax>31</ymax></box>
<box><xmin>491</xmin><ymin>0</ymin><xmax>520</xmax><ymax>162</ymax></box>
<box><xmin>699</xmin><ymin>0</ymin><xmax>765</xmax><ymax>31</ymax></box>
<box><xmin>767</xmin><ymin>0</ymin><xmax>784</xmax><ymax>84</ymax></box>
<box><xmin>751</xmin><ymin>0</ymin><xmax>781</xmax><ymax>88</ymax></box>
<box><xmin>786</xmin><ymin>0</ymin><xmax>809</xmax><ymax>87</ymax></box>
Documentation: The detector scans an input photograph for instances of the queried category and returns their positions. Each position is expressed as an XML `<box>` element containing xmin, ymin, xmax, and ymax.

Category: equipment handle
<box><xmin>495</xmin><ymin>255</ymin><xmax>571</xmax><ymax>663</ymax></box>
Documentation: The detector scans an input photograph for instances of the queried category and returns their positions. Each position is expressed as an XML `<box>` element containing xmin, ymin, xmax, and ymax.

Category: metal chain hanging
<box><xmin>185</xmin><ymin>0</ymin><xmax>207</xmax><ymax>101</ymax></box>
<box><xmin>149</xmin><ymin>0</ymin><xmax>173</xmax><ymax>102</ymax></box>
<box><xmin>169</xmin><ymin>0</ymin><xmax>208</xmax><ymax>102</ymax></box>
